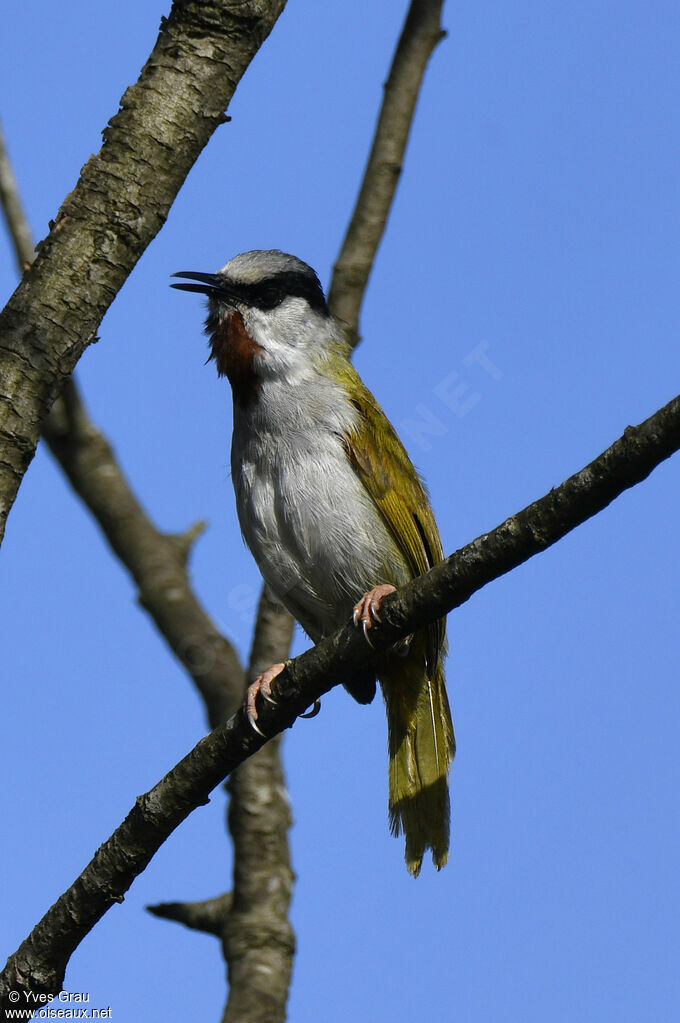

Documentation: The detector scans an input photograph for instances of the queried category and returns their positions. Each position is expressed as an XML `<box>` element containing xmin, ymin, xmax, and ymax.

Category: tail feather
<box><xmin>382</xmin><ymin>653</ymin><xmax>455</xmax><ymax>877</ymax></box>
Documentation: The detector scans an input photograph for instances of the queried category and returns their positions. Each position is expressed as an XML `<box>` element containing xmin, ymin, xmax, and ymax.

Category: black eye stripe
<box><xmin>238</xmin><ymin>271</ymin><xmax>329</xmax><ymax>315</ymax></box>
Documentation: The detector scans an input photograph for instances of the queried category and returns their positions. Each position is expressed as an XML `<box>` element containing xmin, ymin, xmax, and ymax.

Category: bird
<box><xmin>172</xmin><ymin>249</ymin><xmax>455</xmax><ymax>876</ymax></box>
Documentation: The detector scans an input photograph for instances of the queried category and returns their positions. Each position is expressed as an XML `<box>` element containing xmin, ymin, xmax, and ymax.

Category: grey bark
<box><xmin>221</xmin><ymin>589</ymin><xmax>296</xmax><ymax>1023</ymax></box>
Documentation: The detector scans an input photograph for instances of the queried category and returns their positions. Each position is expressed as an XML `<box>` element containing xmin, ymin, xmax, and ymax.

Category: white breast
<box><xmin>230</xmin><ymin>373</ymin><xmax>408</xmax><ymax>641</ymax></box>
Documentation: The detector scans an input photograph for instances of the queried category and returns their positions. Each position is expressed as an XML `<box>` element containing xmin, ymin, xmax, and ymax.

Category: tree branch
<box><xmin>327</xmin><ymin>0</ymin><xmax>446</xmax><ymax>339</ymax></box>
<box><xmin>148</xmin><ymin>727</ymin><xmax>296</xmax><ymax>1023</ymax></box>
<box><xmin>2</xmin><ymin>391</ymin><xmax>677</xmax><ymax>1013</ymax></box>
<box><xmin>147</xmin><ymin>894</ymin><xmax>232</xmax><ymax>937</ymax></box>
<box><xmin>0</xmin><ymin>121</ymin><xmax>35</xmax><ymax>271</ymax></box>
<box><xmin>221</xmin><ymin>588</ymin><xmax>295</xmax><ymax>1023</ymax></box>
<box><xmin>0</xmin><ymin>0</ymin><xmax>287</xmax><ymax>547</ymax></box>
<box><xmin>148</xmin><ymin>590</ymin><xmax>296</xmax><ymax>1023</ymax></box>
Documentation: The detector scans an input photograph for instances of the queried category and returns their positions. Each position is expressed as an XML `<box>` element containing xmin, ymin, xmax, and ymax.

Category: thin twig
<box><xmin>327</xmin><ymin>0</ymin><xmax>446</xmax><ymax>340</ymax></box>
<box><xmin>0</xmin><ymin>121</ymin><xmax>35</xmax><ymax>270</ymax></box>
<box><xmin>2</xmin><ymin>390</ymin><xmax>678</xmax><ymax>1012</ymax></box>
<box><xmin>147</xmin><ymin>894</ymin><xmax>233</xmax><ymax>937</ymax></box>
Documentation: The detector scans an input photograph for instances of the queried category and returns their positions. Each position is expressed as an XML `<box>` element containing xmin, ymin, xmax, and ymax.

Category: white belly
<box><xmin>231</xmin><ymin>386</ymin><xmax>408</xmax><ymax>640</ymax></box>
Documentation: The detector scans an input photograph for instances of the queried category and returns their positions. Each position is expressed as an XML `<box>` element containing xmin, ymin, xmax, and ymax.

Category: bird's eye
<box><xmin>255</xmin><ymin>286</ymin><xmax>285</xmax><ymax>310</ymax></box>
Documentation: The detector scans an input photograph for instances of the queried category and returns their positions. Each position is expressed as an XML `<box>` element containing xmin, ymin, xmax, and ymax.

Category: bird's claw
<box><xmin>246</xmin><ymin>710</ymin><xmax>266</xmax><ymax>738</ymax></box>
<box><xmin>244</xmin><ymin>662</ymin><xmax>286</xmax><ymax>737</ymax></box>
<box><xmin>244</xmin><ymin>662</ymin><xmax>322</xmax><ymax>732</ymax></box>
<box><xmin>299</xmin><ymin>698</ymin><xmax>321</xmax><ymax>719</ymax></box>
<box><xmin>353</xmin><ymin>584</ymin><xmax>398</xmax><ymax>645</ymax></box>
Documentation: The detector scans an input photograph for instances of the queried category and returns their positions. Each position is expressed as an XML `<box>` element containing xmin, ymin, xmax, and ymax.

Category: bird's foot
<box><xmin>245</xmin><ymin>662</ymin><xmax>285</xmax><ymax>736</ymax></box>
<box><xmin>244</xmin><ymin>662</ymin><xmax>322</xmax><ymax>735</ymax></box>
<box><xmin>352</xmin><ymin>584</ymin><xmax>397</xmax><ymax>646</ymax></box>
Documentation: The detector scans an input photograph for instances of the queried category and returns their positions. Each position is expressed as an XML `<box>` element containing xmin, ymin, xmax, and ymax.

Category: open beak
<box><xmin>170</xmin><ymin>271</ymin><xmax>223</xmax><ymax>295</ymax></box>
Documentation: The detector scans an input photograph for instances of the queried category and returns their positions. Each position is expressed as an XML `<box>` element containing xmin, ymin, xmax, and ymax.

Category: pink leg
<box><xmin>245</xmin><ymin>662</ymin><xmax>286</xmax><ymax>736</ymax></box>
<box><xmin>352</xmin><ymin>584</ymin><xmax>397</xmax><ymax>646</ymax></box>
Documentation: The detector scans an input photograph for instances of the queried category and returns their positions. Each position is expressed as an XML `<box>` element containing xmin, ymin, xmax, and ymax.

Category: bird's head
<box><xmin>172</xmin><ymin>250</ymin><xmax>335</xmax><ymax>404</ymax></box>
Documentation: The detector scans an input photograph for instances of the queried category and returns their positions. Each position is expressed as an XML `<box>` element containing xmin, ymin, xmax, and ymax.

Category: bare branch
<box><xmin>222</xmin><ymin>588</ymin><xmax>295</xmax><ymax>1023</ymax></box>
<box><xmin>327</xmin><ymin>0</ymin><xmax>446</xmax><ymax>339</ymax></box>
<box><xmin>0</xmin><ymin>0</ymin><xmax>288</xmax><ymax>547</ymax></box>
<box><xmin>167</xmin><ymin>520</ymin><xmax>209</xmax><ymax>569</ymax></box>
<box><xmin>0</xmin><ymin>121</ymin><xmax>35</xmax><ymax>271</ymax></box>
<box><xmin>2</xmin><ymin>390</ymin><xmax>677</xmax><ymax>1012</ymax></box>
<box><xmin>146</xmin><ymin>590</ymin><xmax>296</xmax><ymax>1021</ymax></box>
<box><xmin>147</xmin><ymin>894</ymin><xmax>232</xmax><ymax>937</ymax></box>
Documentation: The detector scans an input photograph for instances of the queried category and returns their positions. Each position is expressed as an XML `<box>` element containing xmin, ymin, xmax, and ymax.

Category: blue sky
<box><xmin>1</xmin><ymin>2</ymin><xmax>679</xmax><ymax>1020</ymax></box>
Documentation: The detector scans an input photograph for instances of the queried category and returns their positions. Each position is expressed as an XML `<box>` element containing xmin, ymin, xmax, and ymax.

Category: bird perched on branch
<box><xmin>172</xmin><ymin>250</ymin><xmax>455</xmax><ymax>876</ymax></box>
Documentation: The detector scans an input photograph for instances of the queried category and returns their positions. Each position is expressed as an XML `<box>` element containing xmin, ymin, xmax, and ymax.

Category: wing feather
<box><xmin>335</xmin><ymin>359</ymin><xmax>446</xmax><ymax>671</ymax></box>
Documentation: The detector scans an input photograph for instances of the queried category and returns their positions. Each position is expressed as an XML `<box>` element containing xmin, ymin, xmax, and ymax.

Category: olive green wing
<box><xmin>337</xmin><ymin>361</ymin><xmax>446</xmax><ymax>671</ymax></box>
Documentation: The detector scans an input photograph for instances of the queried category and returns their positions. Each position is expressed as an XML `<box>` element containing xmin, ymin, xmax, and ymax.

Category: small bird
<box><xmin>172</xmin><ymin>250</ymin><xmax>455</xmax><ymax>876</ymax></box>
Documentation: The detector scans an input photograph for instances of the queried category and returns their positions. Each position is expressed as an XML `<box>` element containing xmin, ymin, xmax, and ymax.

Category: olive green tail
<box><xmin>382</xmin><ymin>659</ymin><xmax>455</xmax><ymax>877</ymax></box>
